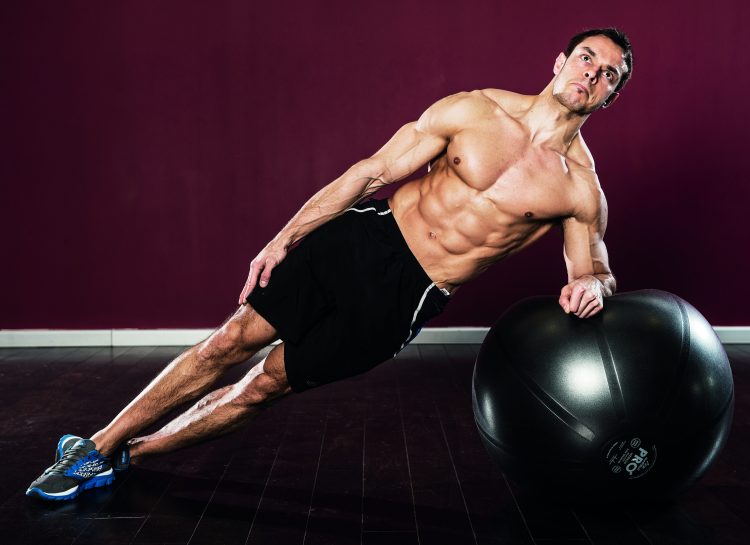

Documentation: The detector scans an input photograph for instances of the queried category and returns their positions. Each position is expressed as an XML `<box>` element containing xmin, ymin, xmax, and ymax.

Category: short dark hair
<box><xmin>564</xmin><ymin>28</ymin><xmax>633</xmax><ymax>93</ymax></box>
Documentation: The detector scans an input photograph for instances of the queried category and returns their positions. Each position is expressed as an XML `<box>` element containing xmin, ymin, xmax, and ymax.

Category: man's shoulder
<box><xmin>422</xmin><ymin>89</ymin><xmax>507</xmax><ymax>134</ymax></box>
<box><xmin>424</xmin><ymin>89</ymin><xmax>530</xmax><ymax>134</ymax></box>
<box><xmin>568</xmin><ymin>132</ymin><xmax>596</xmax><ymax>171</ymax></box>
<box><xmin>476</xmin><ymin>88</ymin><xmax>530</xmax><ymax>110</ymax></box>
<box><xmin>436</xmin><ymin>88</ymin><xmax>528</xmax><ymax>115</ymax></box>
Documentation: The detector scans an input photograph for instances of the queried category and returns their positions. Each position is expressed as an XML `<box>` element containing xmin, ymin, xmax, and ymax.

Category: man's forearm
<box><xmin>271</xmin><ymin>159</ymin><xmax>386</xmax><ymax>249</ymax></box>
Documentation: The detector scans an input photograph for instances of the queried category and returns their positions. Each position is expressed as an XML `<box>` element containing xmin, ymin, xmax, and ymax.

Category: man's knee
<box><xmin>197</xmin><ymin>305</ymin><xmax>277</xmax><ymax>364</ymax></box>
<box><xmin>197</xmin><ymin>320</ymin><xmax>246</xmax><ymax>363</ymax></box>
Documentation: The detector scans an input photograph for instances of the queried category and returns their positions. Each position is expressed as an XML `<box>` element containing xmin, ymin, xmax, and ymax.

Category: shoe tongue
<box><xmin>46</xmin><ymin>438</ymin><xmax>99</xmax><ymax>475</ymax></box>
<box><xmin>62</xmin><ymin>435</ymin><xmax>82</xmax><ymax>449</ymax></box>
<box><xmin>72</xmin><ymin>438</ymin><xmax>96</xmax><ymax>453</ymax></box>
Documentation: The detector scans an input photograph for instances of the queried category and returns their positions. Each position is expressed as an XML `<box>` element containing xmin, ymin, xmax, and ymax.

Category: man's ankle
<box><xmin>89</xmin><ymin>433</ymin><xmax>114</xmax><ymax>457</ymax></box>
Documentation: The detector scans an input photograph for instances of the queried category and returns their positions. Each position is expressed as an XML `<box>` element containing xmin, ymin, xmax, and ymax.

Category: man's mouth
<box><xmin>572</xmin><ymin>83</ymin><xmax>589</xmax><ymax>96</ymax></box>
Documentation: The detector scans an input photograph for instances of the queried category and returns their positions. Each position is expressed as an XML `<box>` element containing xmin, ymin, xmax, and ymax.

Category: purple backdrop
<box><xmin>2</xmin><ymin>0</ymin><xmax>748</xmax><ymax>328</ymax></box>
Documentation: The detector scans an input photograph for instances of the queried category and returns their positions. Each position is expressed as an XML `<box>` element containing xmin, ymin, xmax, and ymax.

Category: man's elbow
<box><xmin>355</xmin><ymin>157</ymin><xmax>391</xmax><ymax>188</ymax></box>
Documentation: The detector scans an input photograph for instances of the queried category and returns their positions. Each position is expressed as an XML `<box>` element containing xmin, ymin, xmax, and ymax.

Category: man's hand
<box><xmin>559</xmin><ymin>275</ymin><xmax>604</xmax><ymax>319</ymax></box>
<box><xmin>238</xmin><ymin>240</ymin><xmax>288</xmax><ymax>305</ymax></box>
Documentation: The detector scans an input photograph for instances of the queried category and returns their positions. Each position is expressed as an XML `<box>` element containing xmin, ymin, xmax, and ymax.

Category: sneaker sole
<box><xmin>26</xmin><ymin>470</ymin><xmax>115</xmax><ymax>501</ymax></box>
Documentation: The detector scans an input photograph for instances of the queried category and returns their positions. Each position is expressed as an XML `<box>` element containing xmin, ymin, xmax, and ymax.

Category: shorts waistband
<box><xmin>346</xmin><ymin>198</ymin><xmax>451</xmax><ymax>301</ymax></box>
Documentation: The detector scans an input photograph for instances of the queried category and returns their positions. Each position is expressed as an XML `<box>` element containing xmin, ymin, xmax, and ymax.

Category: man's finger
<box><xmin>248</xmin><ymin>260</ymin><xmax>265</xmax><ymax>292</ymax></box>
<box><xmin>578</xmin><ymin>297</ymin><xmax>600</xmax><ymax>318</ymax></box>
<box><xmin>577</xmin><ymin>291</ymin><xmax>596</xmax><ymax>308</ymax></box>
<box><xmin>239</xmin><ymin>286</ymin><xmax>248</xmax><ymax>305</ymax></box>
<box><xmin>259</xmin><ymin>258</ymin><xmax>276</xmax><ymax>287</ymax></box>
<box><xmin>238</xmin><ymin>273</ymin><xmax>251</xmax><ymax>305</ymax></box>
<box><xmin>559</xmin><ymin>284</ymin><xmax>573</xmax><ymax>312</ymax></box>
<box><xmin>569</xmin><ymin>285</ymin><xmax>586</xmax><ymax>313</ymax></box>
<box><xmin>239</xmin><ymin>279</ymin><xmax>252</xmax><ymax>305</ymax></box>
<box><xmin>583</xmin><ymin>303</ymin><xmax>603</xmax><ymax>319</ymax></box>
<box><xmin>239</xmin><ymin>261</ymin><xmax>263</xmax><ymax>303</ymax></box>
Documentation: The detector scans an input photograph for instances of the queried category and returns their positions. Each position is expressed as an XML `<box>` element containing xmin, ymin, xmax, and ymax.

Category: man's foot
<box><xmin>54</xmin><ymin>434</ymin><xmax>130</xmax><ymax>473</ymax></box>
<box><xmin>27</xmin><ymin>439</ymin><xmax>114</xmax><ymax>501</ymax></box>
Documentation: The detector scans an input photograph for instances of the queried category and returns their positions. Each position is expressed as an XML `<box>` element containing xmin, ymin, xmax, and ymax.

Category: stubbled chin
<box><xmin>553</xmin><ymin>92</ymin><xmax>588</xmax><ymax>114</ymax></box>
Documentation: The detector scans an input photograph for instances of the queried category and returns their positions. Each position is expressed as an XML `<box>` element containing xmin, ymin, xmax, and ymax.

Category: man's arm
<box><xmin>238</xmin><ymin>92</ymin><xmax>478</xmax><ymax>303</ymax></box>
<box><xmin>558</xmin><ymin>179</ymin><xmax>616</xmax><ymax>319</ymax></box>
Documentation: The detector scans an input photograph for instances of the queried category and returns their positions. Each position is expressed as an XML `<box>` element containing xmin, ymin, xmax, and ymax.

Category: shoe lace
<box><xmin>46</xmin><ymin>443</ymin><xmax>91</xmax><ymax>475</ymax></box>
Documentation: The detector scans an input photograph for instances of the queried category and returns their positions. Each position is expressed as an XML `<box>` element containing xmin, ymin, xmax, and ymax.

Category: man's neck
<box><xmin>521</xmin><ymin>81</ymin><xmax>590</xmax><ymax>153</ymax></box>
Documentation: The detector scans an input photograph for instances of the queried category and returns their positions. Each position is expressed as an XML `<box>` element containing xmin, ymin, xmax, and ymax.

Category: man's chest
<box><xmin>444</xmin><ymin>125</ymin><xmax>579</xmax><ymax>221</ymax></box>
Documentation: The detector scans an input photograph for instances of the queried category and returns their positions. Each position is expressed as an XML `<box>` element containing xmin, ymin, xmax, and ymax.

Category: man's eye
<box><xmin>582</xmin><ymin>55</ymin><xmax>590</xmax><ymax>62</ymax></box>
<box><xmin>605</xmin><ymin>72</ymin><xmax>613</xmax><ymax>80</ymax></box>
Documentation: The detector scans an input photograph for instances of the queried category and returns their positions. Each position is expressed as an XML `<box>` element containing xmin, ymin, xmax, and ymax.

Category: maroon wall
<box><xmin>2</xmin><ymin>0</ymin><xmax>748</xmax><ymax>328</ymax></box>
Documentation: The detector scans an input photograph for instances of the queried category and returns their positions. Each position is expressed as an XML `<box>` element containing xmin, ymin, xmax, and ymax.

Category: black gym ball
<box><xmin>472</xmin><ymin>289</ymin><xmax>734</xmax><ymax>500</ymax></box>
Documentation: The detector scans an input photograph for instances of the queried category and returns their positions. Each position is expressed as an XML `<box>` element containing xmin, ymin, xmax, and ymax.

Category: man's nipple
<box><xmin>429</xmin><ymin>231</ymin><xmax>437</xmax><ymax>239</ymax></box>
<box><xmin>453</xmin><ymin>156</ymin><xmax>461</xmax><ymax>165</ymax></box>
<box><xmin>524</xmin><ymin>211</ymin><xmax>534</xmax><ymax>218</ymax></box>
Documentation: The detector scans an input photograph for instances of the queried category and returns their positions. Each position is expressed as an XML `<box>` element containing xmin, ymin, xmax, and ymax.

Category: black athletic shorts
<box><xmin>246</xmin><ymin>198</ymin><xmax>451</xmax><ymax>392</ymax></box>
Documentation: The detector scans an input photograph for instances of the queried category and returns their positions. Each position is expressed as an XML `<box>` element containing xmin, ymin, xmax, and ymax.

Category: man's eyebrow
<box><xmin>580</xmin><ymin>46</ymin><xmax>621</xmax><ymax>77</ymax></box>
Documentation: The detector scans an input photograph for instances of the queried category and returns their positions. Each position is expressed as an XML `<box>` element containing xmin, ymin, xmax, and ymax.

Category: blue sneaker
<box><xmin>53</xmin><ymin>434</ymin><xmax>130</xmax><ymax>473</ymax></box>
<box><xmin>26</xmin><ymin>439</ymin><xmax>114</xmax><ymax>501</ymax></box>
<box><xmin>54</xmin><ymin>434</ymin><xmax>82</xmax><ymax>463</ymax></box>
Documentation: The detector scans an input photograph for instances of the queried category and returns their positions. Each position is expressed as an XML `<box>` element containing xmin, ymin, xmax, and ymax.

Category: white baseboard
<box><xmin>714</xmin><ymin>327</ymin><xmax>750</xmax><ymax>344</ymax></box>
<box><xmin>0</xmin><ymin>327</ymin><xmax>488</xmax><ymax>348</ymax></box>
<box><xmin>0</xmin><ymin>326</ymin><xmax>747</xmax><ymax>348</ymax></box>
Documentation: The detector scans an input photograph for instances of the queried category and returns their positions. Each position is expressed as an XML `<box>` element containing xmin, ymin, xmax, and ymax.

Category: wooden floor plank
<box><xmin>362</xmin><ymin>350</ymin><xmax>421</xmax><ymax>535</ymax></box>
<box><xmin>0</xmin><ymin>343</ymin><xmax>746</xmax><ymax>545</ymax></box>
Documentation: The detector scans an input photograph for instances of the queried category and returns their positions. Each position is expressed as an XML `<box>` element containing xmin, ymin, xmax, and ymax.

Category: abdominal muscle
<box><xmin>388</xmin><ymin>171</ymin><xmax>553</xmax><ymax>295</ymax></box>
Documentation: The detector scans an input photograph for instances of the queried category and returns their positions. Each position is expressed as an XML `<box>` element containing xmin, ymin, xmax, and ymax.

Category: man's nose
<box><xmin>584</xmin><ymin>70</ymin><xmax>598</xmax><ymax>83</ymax></box>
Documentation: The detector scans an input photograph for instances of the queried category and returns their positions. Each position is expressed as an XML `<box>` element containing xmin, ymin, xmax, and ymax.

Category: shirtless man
<box><xmin>27</xmin><ymin>27</ymin><xmax>632</xmax><ymax>500</ymax></box>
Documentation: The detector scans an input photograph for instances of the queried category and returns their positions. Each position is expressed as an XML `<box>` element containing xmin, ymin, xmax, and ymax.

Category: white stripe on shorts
<box><xmin>395</xmin><ymin>282</ymin><xmax>436</xmax><ymax>356</ymax></box>
<box><xmin>345</xmin><ymin>206</ymin><xmax>392</xmax><ymax>216</ymax></box>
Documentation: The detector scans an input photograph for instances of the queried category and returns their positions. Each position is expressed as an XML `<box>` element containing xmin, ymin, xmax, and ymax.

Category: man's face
<box><xmin>552</xmin><ymin>35</ymin><xmax>629</xmax><ymax>115</ymax></box>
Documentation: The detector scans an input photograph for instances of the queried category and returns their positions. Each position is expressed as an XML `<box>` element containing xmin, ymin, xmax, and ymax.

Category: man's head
<box><xmin>551</xmin><ymin>27</ymin><xmax>633</xmax><ymax>115</ymax></box>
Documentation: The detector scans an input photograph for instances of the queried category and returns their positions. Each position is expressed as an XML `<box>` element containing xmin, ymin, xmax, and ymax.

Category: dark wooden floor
<box><xmin>0</xmin><ymin>343</ymin><xmax>747</xmax><ymax>545</ymax></box>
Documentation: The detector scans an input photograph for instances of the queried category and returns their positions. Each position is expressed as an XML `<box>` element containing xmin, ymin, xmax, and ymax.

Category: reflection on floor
<box><xmin>0</xmin><ymin>343</ymin><xmax>748</xmax><ymax>544</ymax></box>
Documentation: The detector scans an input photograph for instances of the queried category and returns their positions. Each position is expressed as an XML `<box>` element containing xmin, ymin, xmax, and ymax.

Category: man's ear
<box><xmin>602</xmin><ymin>92</ymin><xmax>620</xmax><ymax>108</ymax></box>
<box><xmin>553</xmin><ymin>52</ymin><xmax>566</xmax><ymax>75</ymax></box>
